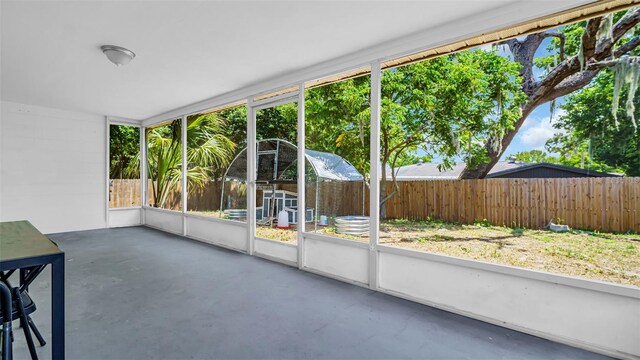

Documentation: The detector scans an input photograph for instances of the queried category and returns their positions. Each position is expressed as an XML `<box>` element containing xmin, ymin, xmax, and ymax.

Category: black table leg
<box><xmin>51</xmin><ymin>254</ymin><xmax>65</xmax><ymax>359</ymax></box>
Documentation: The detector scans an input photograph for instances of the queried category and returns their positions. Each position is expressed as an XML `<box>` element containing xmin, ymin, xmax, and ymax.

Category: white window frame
<box><xmin>105</xmin><ymin>118</ymin><xmax>143</xmax><ymax>227</ymax></box>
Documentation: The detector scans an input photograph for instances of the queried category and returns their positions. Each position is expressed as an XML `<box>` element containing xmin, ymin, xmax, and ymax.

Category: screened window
<box><xmin>146</xmin><ymin>119</ymin><xmax>182</xmax><ymax>210</ymax></box>
<box><xmin>377</xmin><ymin>7</ymin><xmax>640</xmax><ymax>287</ymax></box>
<box><xmin>186</xmin><ymin>104</ymin><xmax>248</xmax><ymax>221</ymax></box>
<box><xmin>304</xmin><ymin>69</ymin><xmax>371</xmax><ymax>241</ymax></box>
<box><xmin>109</xmin><ymin>124</ymin><xmax>140</xmax><ymax>208</ymax></box>
<box><xmin>254</xmin><ymin>101</ymin><xmax>300</xmax><ymax>243</ymax></box>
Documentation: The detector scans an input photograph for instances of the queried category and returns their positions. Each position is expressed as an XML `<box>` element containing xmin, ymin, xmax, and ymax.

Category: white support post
<box><xmin>140</xmin><ymin>126</ymin><xmax>147</xmax><ymax>224</ymax></box>
<box><xmin>247</xmin><ymin>98</ymin><xmax>256</xmax><ymax>255</ymax></box>
<box><xmin>105</xmin><ymin>117</ymin><xmax>110</xmax><ymax>228</ymax></box>
<box><xmin>181</xmin><ymin>115</ymin><xmax>188</xmax><ymax>236</ymax></box>
<box><xmin>369</xmin><ymin>60</ymin><xmax>382</xmax><ymax>290</ymax></box>
<box><xmin>296</xmin><ymin>83</ymin><xmax>305</xmax><ymax>268</ymax></box>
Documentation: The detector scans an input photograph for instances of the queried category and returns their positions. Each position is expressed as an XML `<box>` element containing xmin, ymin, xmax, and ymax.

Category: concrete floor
<box><xmin>12</xmin><ymin>226</ymin><xmax>610</xmax><ymax>360</ymax></box>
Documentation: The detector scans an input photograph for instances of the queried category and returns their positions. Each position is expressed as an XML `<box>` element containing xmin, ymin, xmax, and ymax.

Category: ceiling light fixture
<box><xmin>100</xmin><ymin>45</ymin><xmax>136</xmax><ymax>66</ymax></box>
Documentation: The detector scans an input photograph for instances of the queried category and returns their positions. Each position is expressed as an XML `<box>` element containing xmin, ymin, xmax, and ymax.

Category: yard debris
<box><xmin>547</xmin><ymin>219</ymin><xmax>571</xmax><ymax>232</ymax></box>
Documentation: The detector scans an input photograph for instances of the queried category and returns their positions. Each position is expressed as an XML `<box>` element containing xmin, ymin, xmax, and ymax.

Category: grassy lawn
<box><xmin>378</xmin><ymin>219</ymin><xmax>640</xmax><ymax>287</ymax></box>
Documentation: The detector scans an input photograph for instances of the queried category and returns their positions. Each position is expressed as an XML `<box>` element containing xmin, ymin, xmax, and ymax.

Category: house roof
<box><xmin>486</xmin><ymin>162</ymin><xmax>621</xmax><ymax>178</ymax></box>
<box><xmin>388</xmin><ymin>161</ymin><xmax>621</xmax><ymax>179</ymax></box>
<box><xmin>388</xmin><ymin>160</ymin><xmax>530</xmax><ymax>180</ymax></box>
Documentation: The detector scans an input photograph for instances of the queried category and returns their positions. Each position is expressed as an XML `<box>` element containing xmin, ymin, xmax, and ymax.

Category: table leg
<box><xmin>51</xmin><ymin>254</ymin><xmax>65</xmax><ymax>359</ymax></box>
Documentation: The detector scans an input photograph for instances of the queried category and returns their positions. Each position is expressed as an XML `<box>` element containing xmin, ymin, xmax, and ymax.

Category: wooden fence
<box><xmin>380</xmin><ymin>178</ymin><xmax>640</xmax><ymax>233</ymax></box>
<box><xmin>110</xmin><ymin>177</ymin><xmax>640</xmax><ymax>233</ymax></box>
<box><xmin>109</xmin><ymin>179</ymin><xmax>142</xmax><ymax>208</ymax></box>
<box><xmin>109</xmin><ymin>179</ymin><xmax>240</xmax><ymax>211</ymax></box>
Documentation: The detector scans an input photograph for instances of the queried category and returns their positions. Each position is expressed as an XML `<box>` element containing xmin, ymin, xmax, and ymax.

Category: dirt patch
<box><xmin>255</xmin><ymin>225</ymin><xmax>298</xmax><ymax>243</ymax></box>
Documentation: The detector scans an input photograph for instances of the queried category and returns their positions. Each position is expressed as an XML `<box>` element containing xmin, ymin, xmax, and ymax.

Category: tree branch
<box><xmin>545</xmin><ymin>55</ymin><xmax>640</xmax><ymax>100</ymax></box>
<box><xmin>612</xmin><ymin>7</ymin><xmax>640</xmax><ymax>42</ymax></box>
<box><xmin>541</xmin><ymin>32</ymin><xmax>566</xmax><ymax>61</ymax></box>
<box><xmin>614</xmin><ymin>36</ymin><xmax>640</xmax><ymax>58</ymax></box>
<box><xmin>590</xmin><ymin>55</ymin><xmax>640</xmax><ymax>70</ymax></box>
<box><xmin>460</xmin><ymin>8</ymin><xmax>640</xmax><ymax>180</ymax></box>
<box><xmin>582</xmin><ymin>16</ymin><xmax>603</xmax><ymax>61</ymax></box>
<box><xmin>531</xmin><ymin>10</ymin><xmax>640</xmax><ymax>104</ymax></box>
<box><xmin>541</xmin><ymin>70</ymin><xmax>599</xmax><ymax>102</ymax></box>
<box><xmin>506</xmin><ymin>34</ymin><xmax>545</xmax><ymax>96</ymax></box>
<box><xmin>597</xmin><ymin>8</ymin><xmax>640</xmax><ymax>54</ymax></box>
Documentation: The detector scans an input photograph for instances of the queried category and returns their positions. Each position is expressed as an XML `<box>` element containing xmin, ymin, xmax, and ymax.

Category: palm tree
<box><xmin>128</xmin><ymin>113</ymin><xmax>236</xmax><ymax>208</ymax></box>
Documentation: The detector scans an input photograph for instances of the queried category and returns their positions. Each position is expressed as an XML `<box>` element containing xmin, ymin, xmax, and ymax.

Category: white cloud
<box><xmin>518</xmin><ymin>110</ymin><xmax>565</xmax><ymax>150</ymax></box>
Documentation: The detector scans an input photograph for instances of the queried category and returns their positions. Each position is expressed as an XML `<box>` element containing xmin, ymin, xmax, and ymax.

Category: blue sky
<box><xmin>501</xmin><ymin>98</ymin><xmax>565</xmax><ymax>159</ymax></box>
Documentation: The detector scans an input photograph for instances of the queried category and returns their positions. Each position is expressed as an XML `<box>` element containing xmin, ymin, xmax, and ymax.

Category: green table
<box><xmin>0</xmin><ymin>220</ymin><xmax>65</xmax><ymax>359</ymax></box>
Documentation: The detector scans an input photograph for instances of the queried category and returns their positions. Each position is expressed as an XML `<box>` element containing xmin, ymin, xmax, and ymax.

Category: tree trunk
<box><xmin>380</xmin><ymin>163</ymin><xmax>387</xmax><ymax>219</ymax></box>
<box><xmin>459</xmin><ymin>103</ymin><xmax>538</xmax><ymax>178</ymax></box>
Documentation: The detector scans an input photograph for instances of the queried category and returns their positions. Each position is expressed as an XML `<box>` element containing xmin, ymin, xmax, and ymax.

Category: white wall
<box><xmin>108</xmin><ymin>208</ymin><xmax>142</xmax><ymax>228</ymax></box>
<box><xmin>185</xmin><ymin>214</ymin><xmax>248</xmax><ymax>252</ymax></box>
<box><xmin>0</xmin><ymin>101</ymin><xmax>106</xmax><ymax>233</ymax></box>
<box><xmin>302</xmin><ymin>236</ymin><xmax>370</xmax><ymax>285</ymax></box>
<box><xmin>377</xmin><ymin>247</ymin><xmax>640</xmax><ymax>359</ymax></box>
<box><xmin>144</xmin><ymin>207</ymin><xmax>182</xmax><ymax>235</ymax></box>
<box><xmin>254</xmin><ymin>237</ymin><xmax>298</xmax><ymax>266</ymax></box>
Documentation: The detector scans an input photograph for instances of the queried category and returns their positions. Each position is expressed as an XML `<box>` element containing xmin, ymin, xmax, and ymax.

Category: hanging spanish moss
<box><xmin>491</xmin><ymin>43</ymin><xmax>509</xmax><ymax>55</ymax></box>
<box><xmin>577</xmin><ymin>14</ymin><xmax>614</xmax><ymax>73</ymax></box>
<box><xmin>495</xmin><ymin>88</ymin><xmax>503</xmax><ymax>118</ymax></box>
<box><xmin>625</xmin><ymin>62</ymin><xmax>640</xmax><ymax>130</ymax></box>
<box><xmin>577</xmin><ymin>38</ymin><xmax>585</xmax><ymax>73</ymax></box>
<box><xmin>490</xmin><ymin>128</ymin><xmax>504</xmax><ymax>154</ymax></box>
<box><xmin>596</xmin><ymin>13</ymin><xmax>614</xmax><ymax>54</ymax></box>
<box><xmin>612</xmin><ymin>57</ymin><xmax>640</xmax><ymax>130</ymax></box>
<box><xmin>452</xmin><ymin>127</ymin><xmax>461</xmax><ymax>151</ymax></box>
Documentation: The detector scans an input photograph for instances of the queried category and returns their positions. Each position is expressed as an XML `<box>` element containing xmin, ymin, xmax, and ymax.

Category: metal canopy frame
<box><xmin>222</xmin><ymin>138</ymin><xmax>364</xmax><ymax>183</ymax></box>
<box><xmin>221</xmin><ymin>137</ymin><xmax>365</xmax><ymax>228</ymax></box>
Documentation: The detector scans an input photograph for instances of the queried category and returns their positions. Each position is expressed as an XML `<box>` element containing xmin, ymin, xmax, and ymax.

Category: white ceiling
<box><xmin>1</xmin><ymin>1</ymin><xmax>590</xmax><ymax>121</ymax></box>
